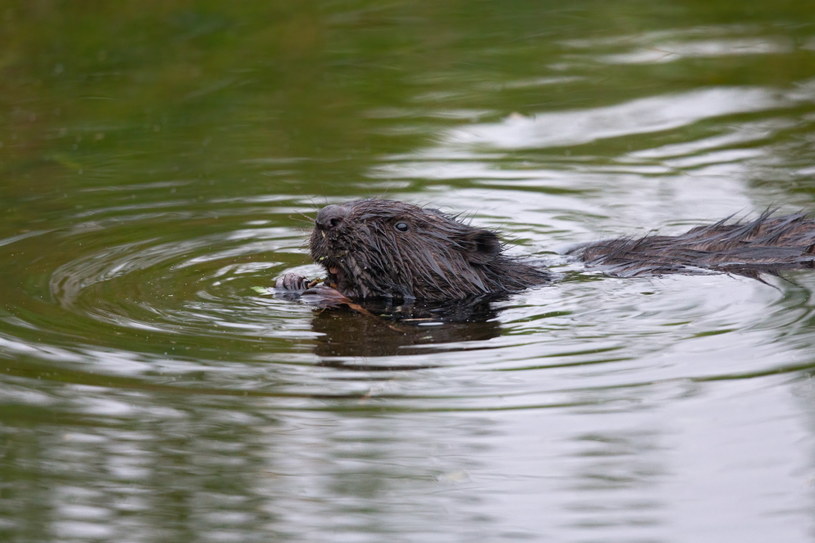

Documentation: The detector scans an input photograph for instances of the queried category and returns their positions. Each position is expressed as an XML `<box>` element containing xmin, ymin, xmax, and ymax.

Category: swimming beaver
<box><xmin>276</xmin><ymin>199</ymin><xmax>815</xmax><ymax>302</ymax></box>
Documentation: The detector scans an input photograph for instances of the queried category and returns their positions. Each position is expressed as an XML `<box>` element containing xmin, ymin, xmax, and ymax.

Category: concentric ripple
<box><xmin>0</xmin><ymin>199</ymin><xmax>323</xmax><ymax>371</ymax></box>
<box><xmin>2</xmin><ymin>195</ymin><xmax>812</xmax><ymax>401</ymax></box>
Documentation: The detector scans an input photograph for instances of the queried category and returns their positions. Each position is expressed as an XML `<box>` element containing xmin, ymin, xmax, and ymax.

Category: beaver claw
<box><xmin>275</xmin><ymin>273</ymin><xmax>310</xmax><ymax>291</ymax></box>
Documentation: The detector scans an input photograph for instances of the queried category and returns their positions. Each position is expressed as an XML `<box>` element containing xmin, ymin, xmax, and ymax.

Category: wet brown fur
<box><xmin>298</xmin><ymin>200</ymin><xmax>815</xmax><ymax>301</ymax></box>
<box><xmin>309</xmin><ymin>199</ymin><xmax>549</xmax><ymax>301</ymax></box>
<box><xmin>571</xmin><ymin>209</ymin><xmax>815</xmax><ymax>277</ymax></box>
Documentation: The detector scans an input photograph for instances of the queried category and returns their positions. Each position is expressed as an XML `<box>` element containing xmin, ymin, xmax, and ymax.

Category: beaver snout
<box><xmin>315</xmin><ymin>204</ymin><xmax>347</xmax><ymax>231</ymax></box>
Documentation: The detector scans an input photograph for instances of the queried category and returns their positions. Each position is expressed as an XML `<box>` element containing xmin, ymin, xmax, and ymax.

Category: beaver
<box><xmin>276</xmin><ymin>199</ymin><xmax>550</xmax><ymax>301</ymax></box>
<box><xmin>275</xmin><ymin>199</ymin><xmax>815</xmax><ymax>302</ymax></box>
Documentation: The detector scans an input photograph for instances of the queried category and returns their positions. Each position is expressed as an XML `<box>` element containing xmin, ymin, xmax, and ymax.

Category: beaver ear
<box><xmin>460</xmin><ymin>230</ymin><xmax>501</xmax><ymax>264</ymax></box>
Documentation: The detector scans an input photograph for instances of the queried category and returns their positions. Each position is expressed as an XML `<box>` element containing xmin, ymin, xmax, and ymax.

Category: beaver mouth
<box><xmin>312</xmin><ymin>232</ymin><xmax>352</xmax><ymax>288</ymax></box>
<box><xmin>322</xmin><ymin>262</ymin><xmax>346</xmax><ymax>290</ymax></box>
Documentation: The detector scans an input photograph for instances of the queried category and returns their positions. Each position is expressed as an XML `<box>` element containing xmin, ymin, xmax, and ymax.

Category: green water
<box><xmin>2</xmin><ymin>2</ymin><xmax>815</xmax><ymax>542</ymax></box>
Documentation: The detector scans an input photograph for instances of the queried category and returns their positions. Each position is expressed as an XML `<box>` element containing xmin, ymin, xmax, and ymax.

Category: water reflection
<box><xmin>445</xmin><ymin>87</ymin><xmax>796</xmax><ymax>150</ymax></box>
<box><xmin>3</xmin><ymin>1</ymin><xmax>815</xmax><ymax>541</ymax></box>
<box><xmin>309</xmin><ymin>298</ymin><xmax>503</xmax><ymax>359</ymax></box>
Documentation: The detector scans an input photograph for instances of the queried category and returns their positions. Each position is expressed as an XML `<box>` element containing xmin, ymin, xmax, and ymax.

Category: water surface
<box><xmin>2</xmin><ymin>2</ymin><xmax>815</xmax><ymax>542</ymax></box>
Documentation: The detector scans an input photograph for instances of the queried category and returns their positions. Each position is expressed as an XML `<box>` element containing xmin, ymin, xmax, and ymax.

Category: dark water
<box><xmin>3</xmin><ymin>2</ymin><xmax>815</xmax><ymax>541</ymax></box>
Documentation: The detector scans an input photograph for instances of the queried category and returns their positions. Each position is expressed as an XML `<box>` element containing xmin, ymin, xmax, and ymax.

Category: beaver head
<box><xmin>309</xmin><ymin>199</ymin><xmax>549</xmax><ymax>301</ymax></box>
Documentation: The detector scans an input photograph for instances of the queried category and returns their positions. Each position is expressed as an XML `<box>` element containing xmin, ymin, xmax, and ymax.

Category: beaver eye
<box><xmin>394</xmin><ymin>221</ymin><xmax>409</xmax><ymax>232</ymax></box>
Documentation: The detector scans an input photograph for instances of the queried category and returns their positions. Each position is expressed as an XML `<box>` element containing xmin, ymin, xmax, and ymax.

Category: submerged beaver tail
<box><xmin>570</xmin><ymin>209</ymin><xmax>815</xmax><ymax>277</ymax></box>
<box><xmin>309</xmin><ymin>199</ymin><xmax>549</xmax><ymax>301</ymax></box>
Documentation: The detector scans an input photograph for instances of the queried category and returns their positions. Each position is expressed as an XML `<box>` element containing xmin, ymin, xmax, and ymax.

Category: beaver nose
<box><xmin>315</xmin><ymin>204</ymin><xmax>347</xmax><ymax>231</ymax></box>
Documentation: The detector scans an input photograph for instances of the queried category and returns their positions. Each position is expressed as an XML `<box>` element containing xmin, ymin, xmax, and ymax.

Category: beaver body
<box><xmin>299</xmin><ymin>199</ymin><xmax>550</xmax><ymax>301</ymax></box>
<box><xmin>570</xmin><ymin>210</ymin><xmax>815</xmax><ymax>277</ymax></box>
<box><xmin>277</xmin><ymin>200</ymin><xmax>815</xmax><ymax>302</ymax></box>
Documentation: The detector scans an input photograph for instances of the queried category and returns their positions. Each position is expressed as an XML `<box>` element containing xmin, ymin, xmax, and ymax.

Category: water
<box><xmin>2</xmin><ymin>2</ymin><xmax>815</xmax><ymax>542</ymax></box>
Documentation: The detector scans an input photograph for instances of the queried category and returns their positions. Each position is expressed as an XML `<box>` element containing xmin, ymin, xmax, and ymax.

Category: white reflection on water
<box><xmin>443</xmin><ymin>87</ymin><xmax>796</xmax><ymax>150</ymax></box>
<box><xmin>598</xmin><ymin>37</ymin><xmax>793</xmax><ymax>64</ymax></box>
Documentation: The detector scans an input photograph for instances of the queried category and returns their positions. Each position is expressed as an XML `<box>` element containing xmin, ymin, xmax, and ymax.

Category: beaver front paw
<box><xmin>275</xmin><ymin>273</ymin><xmax>311</xmax><ymax>291</ymax></box>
